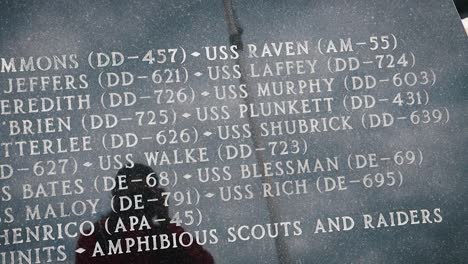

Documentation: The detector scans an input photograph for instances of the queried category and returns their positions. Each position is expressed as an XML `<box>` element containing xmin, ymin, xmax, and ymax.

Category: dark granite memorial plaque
<box><xmin>0</xmin><ymin>0</ymin><xmax>466</xmax><ymax>263</ymax></box>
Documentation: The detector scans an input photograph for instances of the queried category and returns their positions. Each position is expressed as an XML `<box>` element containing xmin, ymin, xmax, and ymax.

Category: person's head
<box><xmin>111</xmin><ymin>163</ymin><xmax>169</xmax><ymax>221</ymax></box>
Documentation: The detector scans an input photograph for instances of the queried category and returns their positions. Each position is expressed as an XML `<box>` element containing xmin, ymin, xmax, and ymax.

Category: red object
<box><xmin>76</xmin><ymin>218</ymin><xmax>214</xmax><ymax>264</ymax></box>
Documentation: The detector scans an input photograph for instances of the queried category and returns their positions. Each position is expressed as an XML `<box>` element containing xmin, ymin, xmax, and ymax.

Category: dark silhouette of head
<box><xmin>111</xmin><ymin>163</ymin><xmax>169</xmax><ymax>226</ymax></box>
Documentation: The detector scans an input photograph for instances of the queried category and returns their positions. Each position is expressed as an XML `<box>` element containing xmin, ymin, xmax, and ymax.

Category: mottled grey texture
<box><xmin>0</xmin><ymin>0</ymin><xmax>466</xmax><ymax>263</ymax></box>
